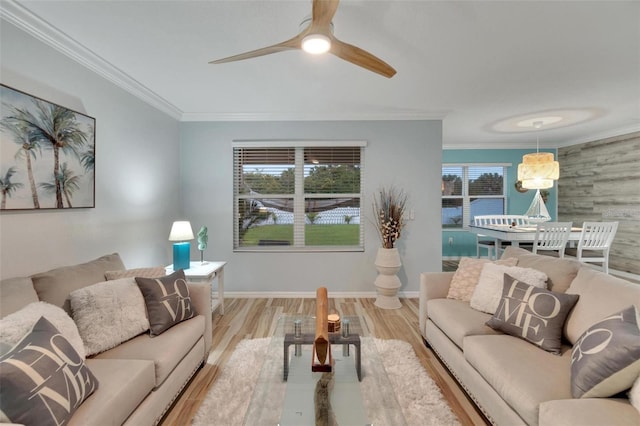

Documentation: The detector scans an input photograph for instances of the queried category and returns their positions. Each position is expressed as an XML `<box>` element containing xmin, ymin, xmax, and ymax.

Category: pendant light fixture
<box><xmin>517</xmin><ymin>121</ymin><xmax>559</xmax><ymax>222</ymax></box>
<box><xmin>517</xmin><ymin>121</ymin><xmax>559</xmax><ymax>189</ymax></box>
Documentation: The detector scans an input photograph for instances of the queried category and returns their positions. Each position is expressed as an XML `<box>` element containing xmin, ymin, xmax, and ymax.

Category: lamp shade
<box><xmin>168</xmin><ymin>221</ymin><xmax>194</xmax><ymax>241</ymax></box>
<box><xmin>517</xmin><ymin>152</ymin><xmax>559</xmax><ymax>189</ymax></box>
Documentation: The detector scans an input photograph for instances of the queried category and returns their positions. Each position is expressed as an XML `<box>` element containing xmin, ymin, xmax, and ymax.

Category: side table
<box><xmin>165</xmin><ymin>261</ymin><xmax>227</xmax><ymax>315</ymax></box>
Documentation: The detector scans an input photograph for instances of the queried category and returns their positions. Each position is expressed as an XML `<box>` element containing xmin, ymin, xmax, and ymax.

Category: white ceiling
<box><xmin>3</xmin><ymin>0</ymin><xmax>640</xmax><ymax>148</ymax></box>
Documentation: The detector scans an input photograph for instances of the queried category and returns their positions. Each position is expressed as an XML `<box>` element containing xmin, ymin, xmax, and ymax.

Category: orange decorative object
<box><xmin>312</xmin><ymin>287</ymin><xmax>332</xmax><ymax>372</ymax></box>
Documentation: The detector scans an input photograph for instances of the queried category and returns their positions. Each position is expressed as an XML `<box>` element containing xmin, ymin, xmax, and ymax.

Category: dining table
<box><xmin>468</xmin><ymin>224</ymin><xmax>583</xmax><ymax>251</ymax></box>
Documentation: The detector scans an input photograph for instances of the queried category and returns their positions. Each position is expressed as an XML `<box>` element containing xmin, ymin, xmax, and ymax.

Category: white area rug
<box><xmin>193</xmin><ymin>337</ymin><xmax>460</xmax><ymax>426</ymax></box>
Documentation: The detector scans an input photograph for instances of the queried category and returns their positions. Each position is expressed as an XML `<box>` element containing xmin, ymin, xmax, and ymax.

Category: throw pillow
<box><xmin>0</xmin><ymin>301</ymin><xmax>86</xmax><ymax>359</ymax></box>
<box><xmin>0</xmin><ymin>317</ymin><xmax>99</xmax><ymax>425</ymax></box>
<box><xmin>135</xmin><ymin>270</ymin><xmax>197</xmax><ymax>336</ymax></box>
<box><xmin>486</xmin><ymin>275</ymin><xmax>579</xmax><ymax>354</ymax></box>
<box><xmin>70</xmin><ymin>277</ymin><xmax>150</xmax><ymax>356</ymax></box>
<box><xmin>470</xmin><ymin>263</ymin><xmax>548</xmax><ymax>314</ymax></box>
<box><xmin>104</xmin><ymin>266</ymin><xmax>166</xmax><ymax>280</ymax></box>
<box><xmin>571</xmin><ymin>305</ymin><xmax>640</xmax><ymax>398</ymax></box>
<box><xmin>447</xmin><ymin>257</ymin><xmax>518</xmax><ymax>302</ymax></box>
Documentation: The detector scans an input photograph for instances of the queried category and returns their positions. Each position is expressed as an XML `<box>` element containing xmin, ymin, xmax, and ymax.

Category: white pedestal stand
<box><xmin>374</xmin><ymin>247</ymin><xmax>402</xmax><ymax>309</ymax></box>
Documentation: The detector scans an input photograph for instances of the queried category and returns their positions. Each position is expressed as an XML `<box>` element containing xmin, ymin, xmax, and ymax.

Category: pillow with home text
<box><xmin>486</xmin><ymin>275</ymin><xmax>578</xmax><ymax>354</ymax></box>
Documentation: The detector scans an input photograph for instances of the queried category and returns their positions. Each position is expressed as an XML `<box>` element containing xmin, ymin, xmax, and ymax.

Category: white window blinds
<box><xmin>442</xmin><ymin>164</ymin><xmax>508</xmax><ymax>228</ymax></box>
<box><xmin>233</xmin><ymin>141</ymin><xmax>366</xmax><ymax>251</ymax></box>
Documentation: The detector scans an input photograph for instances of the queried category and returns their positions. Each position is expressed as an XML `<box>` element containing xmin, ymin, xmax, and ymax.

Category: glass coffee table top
<box><xmin>243</xmin><ymin>315</ymin><xmax>406</xmax><ymax>425</ymax></box>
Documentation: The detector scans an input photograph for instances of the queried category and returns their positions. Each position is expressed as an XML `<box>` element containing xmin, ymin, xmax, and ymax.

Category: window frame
<box><xmin>442</xmin><ymin>163</ymin><xmax>510</xmax><ymax>229</ymax></box>
<box><xmin>233</xmin><ymin>140</ymin><xmax>366</xmax><ymax>252</ymax></box>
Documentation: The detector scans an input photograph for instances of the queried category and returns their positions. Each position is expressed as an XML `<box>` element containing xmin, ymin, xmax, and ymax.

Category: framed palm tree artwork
<box><xmin>0</xmin><ymin>84</ymin><xmax>95</xmax><ymax>210</ymax></box>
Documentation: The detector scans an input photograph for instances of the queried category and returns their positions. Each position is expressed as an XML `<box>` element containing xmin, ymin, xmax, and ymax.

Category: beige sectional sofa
<box><xmin>420</xmin><ymin>247</ymin><xmax>640</xmax><ymax>425</ymax></box>
<box><xmin>0</xmin><ymin>253</ymin><xmax>212</xmax><ymax>426</ymax></box>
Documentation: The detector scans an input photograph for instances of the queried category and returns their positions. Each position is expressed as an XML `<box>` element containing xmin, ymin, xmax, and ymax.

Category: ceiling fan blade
<box><xmin>330</xmin><ymin>38</ymin><xmax>397</xmax><ymax>78</ymax></box>
<box><xmin>311</xmin><ymin>0</ymin><xmax>340</xmax><ymax>29</ymax></box>
<box><xmin>209</xmin><ymin>35</ymin><xmax>302</xmax><ymax>64</ymax></box>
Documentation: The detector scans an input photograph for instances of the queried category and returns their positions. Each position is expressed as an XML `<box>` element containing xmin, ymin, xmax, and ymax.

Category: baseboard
<box><xmin>223</xmin><ymin>291</ymin><xmax>420</xmax><ymax>299</ymax></box>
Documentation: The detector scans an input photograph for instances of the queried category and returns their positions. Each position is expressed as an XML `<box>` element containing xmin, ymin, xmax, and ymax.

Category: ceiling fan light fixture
<box><xmin>302</xmin><ymin>34</ymin><xmax>331</xmax><ymax>54</ymax></box>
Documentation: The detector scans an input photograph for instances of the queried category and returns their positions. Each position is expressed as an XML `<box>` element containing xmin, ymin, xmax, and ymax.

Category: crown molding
<box><xmin>554</xmin><ymin>123</ymin><xmax>640</xmax><ymax>148</ymax></box>
<box><xmin>0</xmin><ymin>0</ymin><xmax>182</xmax><ymax>120</ymax></box>
<box><xmin>444</xmin><ymin>123</ymin><xmax>640</xmax><ymax>150</ymax></box>
<box><xmin>180</xmin><ymin>111</ymin><xmax>448</xmax><ymax>122</ymax></box>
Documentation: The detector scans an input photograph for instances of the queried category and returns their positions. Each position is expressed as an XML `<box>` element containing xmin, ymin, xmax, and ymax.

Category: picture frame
<box><xmin>0</xmin><ymin>84</ymin><xmax>96</xmax><ymax>210</ymax></box>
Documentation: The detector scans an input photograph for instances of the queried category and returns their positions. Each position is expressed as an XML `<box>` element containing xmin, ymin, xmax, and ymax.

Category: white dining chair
<box><xmin>532</xmin><ymin>222</ymin><xmax>573</xmax><ymax>258</ymax></box>
<box><xmin>576</xmin><ymin>221</ymin><xmax>619</xmax><ymax>273</ymax></box>
<box><xmin>473</xmin><ymin>216</ymin><xmax>497</xmax><ymax>259</ymax></box>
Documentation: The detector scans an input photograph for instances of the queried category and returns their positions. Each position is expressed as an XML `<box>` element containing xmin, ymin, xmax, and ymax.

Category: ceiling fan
<box><xmin>209</xmin><ymin>0</ymin><xmax>396</xmax><ymax>78</ymax></box>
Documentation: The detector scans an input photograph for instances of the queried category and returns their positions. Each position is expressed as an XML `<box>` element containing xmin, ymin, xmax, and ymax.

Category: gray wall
<box><xmin>179</xmin><ymin>120</ymin><xmax>443</xmax><ymax>294</ymax></box>
<box><xmin>1</xmin><ymin>23</ymin><xmax>181</xmax><ymax>278</ymax></box>
<box><xmin>558</xmin><ymin>131</ymin><xmax>640</xmax><ymax>275</ymax></box>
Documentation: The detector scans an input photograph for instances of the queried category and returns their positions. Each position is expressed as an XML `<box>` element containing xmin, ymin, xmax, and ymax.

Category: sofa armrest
<box><xmin>188</xmin><ymin>282</ymin><xmax>212</xmax><ymax>355</ymax></box>
<box><xmin>419</xmin><ymin>271</ymin><xmax>454</xmax><ymax>337</ymax></box>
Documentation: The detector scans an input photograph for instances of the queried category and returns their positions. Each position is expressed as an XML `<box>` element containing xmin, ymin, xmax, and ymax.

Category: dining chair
<box><xmin>473</xmin><ymin>216</ymin><xmax>498</xmax><ymax>259</ymax></box>
<box><xmin>473</xmin><ymin>215</ymin><xmax>531</xmax><ymax>259</ymax></box>
<box><xmin>576</xmin><ymin>221</ymin><xmax>619</xmax><ymax>273</ymax></box>
<box><xmin>532</xmin><ymin>222</ymin><xmax>573</xmax><ymax>258</ymax></box>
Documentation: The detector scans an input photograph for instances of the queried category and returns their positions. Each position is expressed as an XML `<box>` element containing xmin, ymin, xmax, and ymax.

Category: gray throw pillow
<box><xmin>571</xmin><ymin>305</ymin><xmax>640</xmax><ymax>398</ymax></box>
<box><xmin>0</xmin><ymin>317</ymin><xmax>99</xmax><ymax>425</ymax></box>
<box><xmin>486</xmin><ymin>274</ymin><xmax>579</xmax><ymax>354</ymax></box>
<box><xmin>135</xmin><ymin>270</ymin><xmax>197</xmax><ymax>336</ymax></box>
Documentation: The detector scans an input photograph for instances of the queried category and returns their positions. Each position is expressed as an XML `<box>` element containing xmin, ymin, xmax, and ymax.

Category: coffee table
<box><xmin>243</xmin><ymin>315</ymin><xmax>406</xmax><ymax>425</ymax></box>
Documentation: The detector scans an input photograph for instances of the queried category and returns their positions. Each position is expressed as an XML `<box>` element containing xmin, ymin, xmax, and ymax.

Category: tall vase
<box><xmin>374</xmin><ymin>247</ymin><xmax>402</xmax><ymax>309</ymax></box>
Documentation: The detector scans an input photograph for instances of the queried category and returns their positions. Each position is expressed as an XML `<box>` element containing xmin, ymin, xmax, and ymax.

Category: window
<box><xmin>233</xmin><ymin>141</ymin><xmax>365</xmax><ymax>251</ymax></box>
<box><xmin>442</xmin><ymin>164</ymin><xmax>508</xmax><ymax>229</ymax></box>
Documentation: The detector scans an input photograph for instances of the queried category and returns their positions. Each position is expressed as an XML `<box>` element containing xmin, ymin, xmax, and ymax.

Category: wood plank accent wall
<box><xmin>558</xmin><ymin>131</ymin><xmax>640</xmax><ymax>274</ymax></box>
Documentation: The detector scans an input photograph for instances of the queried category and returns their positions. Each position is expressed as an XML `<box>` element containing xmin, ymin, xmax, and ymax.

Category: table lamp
<box><xmin>169</xmin><ymin>221</ymin><xmax>194</xmax><ymax>271</ymax></box>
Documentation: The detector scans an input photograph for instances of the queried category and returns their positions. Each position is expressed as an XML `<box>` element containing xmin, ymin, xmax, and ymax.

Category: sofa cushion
<box><xmin>447</xmin><ymin>257</ymin><xmax>517</xmax><ymax>302</ymax></box>
<box><xmin>70</xmin><ymin>278</ymin><xmax>150</xmax><ymax>356</ymax></box>
<box><xmin>564</xmin><ymin>267</ymin><xmax>640</xmax><ymax>344</ymax></box>
<box><xmin>0</xmin><ymin>301</ymin><xmax>86</xmax><ymax>359</ymax></box>
<box><xmin>464</xmin><ymin>334</ymin><xmax>573</xmax><ymax>426</ymax></box>
<box><xmin>486</xmin><ymin>276</ymin><xmax>579</xmax><ymax>354</ymax></box>
<box><xmin>427</xmin><ymin>298</ymin><xmax>502</xmax><ymax>349</ymax></box>
<box><xmin>94</xmin><ymin>314</ymin><xmax>205</xmax><ymax>387</ymax></box>
<box><xmin>135</xmin><ymin>270</ymin><xmax>197</xmax><ymax>336</ymax></box>
<box><xmin>630</xmin><ymin>375</ymin><xmax>640</xmax><ymax>413</ymax></box>
<box><xmin>104</xmin><ymin>266</ymin><xmax>166</xmax><ymax>280</ymax></box>
<box><xmin>31</xmin><ymin>253</ymin><xmax>125</xmax><ymax>313</ymax></box>
<box><xmin>539</xmin><ymin>398</ymin><xmax>640</xmax><ymax>426</ymax></box>
<box><xmin>501</xmin><ymin>246</ymin><xmax>581</xmax><ymax>293</ymax></box>
<box><xmin>571</xmin><ymin>305</ymin><xmax>640</xmax><ymax>398</ymax></box>
<box><xmin>0</xmin><ymin>317</ymin><xmax>99</xmax><ymax>426</ymax></box>
<box><xmin>70</xmin><ymin>359</ymin><xmax>155</xmax><ymax>426</ymax></box>
<box><xmin>470</xmin><ymin>263</ymin><xmax>548</xmax><ymax>314</ymax></box>
<box><xmin>0</xmin><ymin>277</ymin><xmax>38</xmax><ymax>318</ymax></box>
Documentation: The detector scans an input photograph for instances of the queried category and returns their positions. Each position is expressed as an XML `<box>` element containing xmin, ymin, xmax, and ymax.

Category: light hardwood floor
<box><xmin>160</xmin><ymin>297</ymin><xmax>488</xmax><ymax>426</ymax></box>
